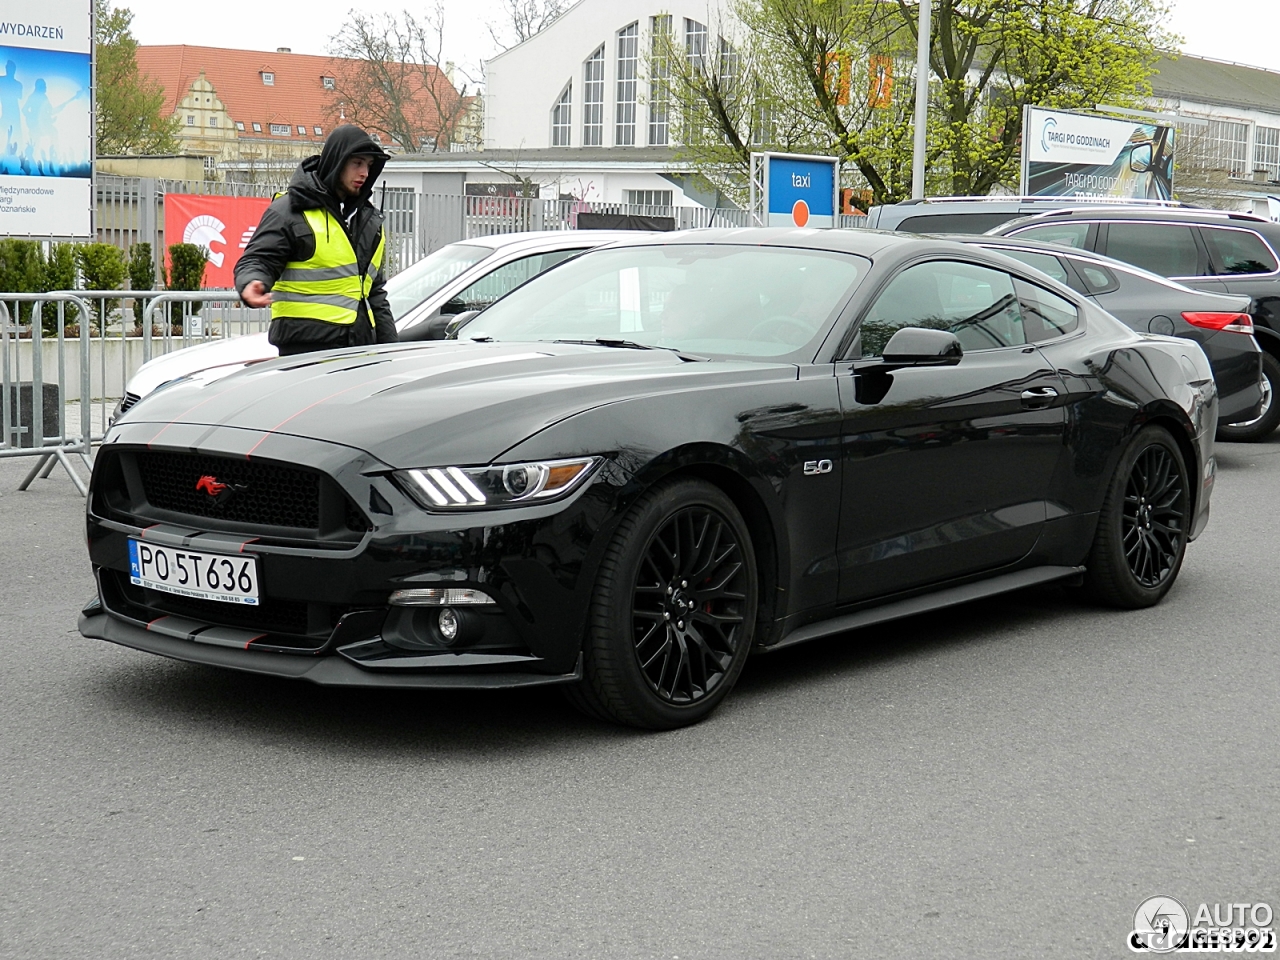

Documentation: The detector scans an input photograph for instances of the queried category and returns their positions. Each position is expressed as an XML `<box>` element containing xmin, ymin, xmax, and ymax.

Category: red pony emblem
<box><xmin>196</xmin><ymin>475</ymin><xmax>229</xmax><ymax>497</ymax></box>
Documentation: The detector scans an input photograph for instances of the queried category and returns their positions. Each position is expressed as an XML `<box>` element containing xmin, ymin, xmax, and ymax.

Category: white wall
<box><xmin>484</xmin><ymin>0</ymin><xmax>735</xmax><ymax>151</ymax></box>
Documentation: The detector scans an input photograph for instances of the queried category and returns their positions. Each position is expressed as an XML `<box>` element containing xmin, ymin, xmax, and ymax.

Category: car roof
<box><xmin>458</xmin><ymin>230</ymin><xmax>659</xmax><ymax>252</ymax></box>
<box><xmin>997</xmin><ymin>206</ymin><xmax>1272</xmax><ymax>232</ymax></box>
<box><xmin>589</xmin><ymin>226</ymin><xmax>918</xmax><ymax>258</ymax></box>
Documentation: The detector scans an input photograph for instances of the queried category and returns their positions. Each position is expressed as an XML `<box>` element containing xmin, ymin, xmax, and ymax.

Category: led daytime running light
<box><xmin>398</xmin><ymin>457</ymin><xmax>600</xmax><ymax>511</ymax></box>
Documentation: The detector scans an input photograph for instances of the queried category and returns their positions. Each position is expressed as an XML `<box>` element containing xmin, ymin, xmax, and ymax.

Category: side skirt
<box><xmin>763</xmin><ymin>565</ymin><xmax>1086</xmax><ymax>653</ymax></box>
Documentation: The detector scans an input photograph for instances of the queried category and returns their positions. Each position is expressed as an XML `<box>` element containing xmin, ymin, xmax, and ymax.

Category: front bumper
<box><xmin>79</xmin><ymin>605</ymin><xmax>582</xmax><ymax>689</ymax></box>
<box><xmin>83</xmin><ymin>423</ymin><xmax>633</xmax><ymax>688</ymax></box>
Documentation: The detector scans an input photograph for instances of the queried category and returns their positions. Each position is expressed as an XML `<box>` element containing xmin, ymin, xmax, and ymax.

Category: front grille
<box><xmin>138</xmin><ymin>451</ymin><xmax>322</xmax><ymax>530</ymax></box>
<box><xmin>109</xmin><ymin>570</ymin><xmax>348</xmax><ymax>639</ymax></box>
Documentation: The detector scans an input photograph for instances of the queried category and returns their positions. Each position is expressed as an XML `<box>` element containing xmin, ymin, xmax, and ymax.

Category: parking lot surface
<box><xmin>0</xmin><ymin>442</ymin><xmax>1276</xmax><ymax>959</ymax></box>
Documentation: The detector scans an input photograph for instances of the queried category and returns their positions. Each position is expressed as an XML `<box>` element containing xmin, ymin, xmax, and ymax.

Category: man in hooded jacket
<box><xmin>235</xmin><ymin>125</ymin><xmax>398</xmax><ymax>355</ymax></box>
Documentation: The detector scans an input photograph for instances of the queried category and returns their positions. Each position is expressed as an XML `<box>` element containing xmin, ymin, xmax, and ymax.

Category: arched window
<box><xmin>615</xmin><ymin>22</ymin><xmax>639</xmax><ymax>146</ymax></box>
<box><xmin>649</xmin><ymin>15</ymin><xmax>671</xmax><ymax>146</ymax></box>
<box><xmin>551</xmin><ymin>82</ymin><xmax>572</xmax><ymax>147</ymax></box>
<box><xmin>582</xmin><ymin>44</ymin><xmax>606</xmax><ymax>147</ymax></box>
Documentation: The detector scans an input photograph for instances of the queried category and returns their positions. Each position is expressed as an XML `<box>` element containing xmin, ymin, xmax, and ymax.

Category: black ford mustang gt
<box><xmin>81</xmin><ymin>229</ymin><xmax>1218</xmax><ymax>729</ymax></box>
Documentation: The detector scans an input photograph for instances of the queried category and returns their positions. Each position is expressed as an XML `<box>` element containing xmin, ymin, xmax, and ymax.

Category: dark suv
<box><xmin>991</xmin><ymin>208</ymin><xmax>1280</xmax><ymax>440</ymax></box>
<box><xmin>864</xmin><ymin>196</ymin><xmax>1194</xmax><ymax>235</ymax></box>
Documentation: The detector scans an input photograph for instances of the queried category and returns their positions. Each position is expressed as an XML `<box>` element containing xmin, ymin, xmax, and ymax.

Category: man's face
<box><xmin>339</xmin><ymin>156</ymin><xmax>373</xmax><ymax>197</ymax></box>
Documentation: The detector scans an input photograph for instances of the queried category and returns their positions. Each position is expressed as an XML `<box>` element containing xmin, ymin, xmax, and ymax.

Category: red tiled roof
<box><xmin>135</xmin><ymin>44</ymin><xmax>462</xmax><ymax>143</ymax></box>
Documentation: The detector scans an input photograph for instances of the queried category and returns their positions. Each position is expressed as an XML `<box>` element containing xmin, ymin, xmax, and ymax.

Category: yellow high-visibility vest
<box><xmin>271</xmin><ymin>207</ymin><xmax>386</xmax><ymax>326</ymax></box>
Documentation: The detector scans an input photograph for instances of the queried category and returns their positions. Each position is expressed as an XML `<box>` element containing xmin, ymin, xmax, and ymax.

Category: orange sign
<box><xmin>825</xmin><ymin>53</ymin><xmax>852</xmax><ymax>106</ymax></box>
<box><xmin>869</xmin><ymin>55</ymin><xmax>894</xmax><ymax>109</ymax></box>
<box><xmin>164</xmin><ymin>194</ymin><xmax>272</xmax><ymax>288</ymax></box>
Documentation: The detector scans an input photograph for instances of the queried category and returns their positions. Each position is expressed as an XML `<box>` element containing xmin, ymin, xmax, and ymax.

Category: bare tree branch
<box><xmin>328</xmin><ymin>6</ymin><xmax>479</xmax><ymax>153</ymax></box>
<box><xmin>488</xmin><ymin>0</ymin><xmax>567</xmax><ymax>52</ymax></box>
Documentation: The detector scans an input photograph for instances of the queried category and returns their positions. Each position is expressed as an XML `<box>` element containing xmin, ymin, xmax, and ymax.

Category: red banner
<box><xmin>163</xmin><ymin>194</ymin><xmax>272</xmax><ymax>288</ymax></box>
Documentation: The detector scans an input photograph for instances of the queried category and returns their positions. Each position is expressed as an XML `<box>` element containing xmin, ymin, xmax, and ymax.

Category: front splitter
<box><xmin>79</xmin><ymin>613</ymin><xmax>583</xmax><ymax>690</ymax></box>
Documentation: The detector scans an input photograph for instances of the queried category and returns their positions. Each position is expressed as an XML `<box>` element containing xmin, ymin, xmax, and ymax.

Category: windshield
<box><xmin>384</xmin><ymin>243</ymin><xmax>492</xmax><ymax>319</ymax></box>
<box><xmin>463</xmin><ymin>244</ymin><xmax>869</xmax><ymax>358</ymax></box>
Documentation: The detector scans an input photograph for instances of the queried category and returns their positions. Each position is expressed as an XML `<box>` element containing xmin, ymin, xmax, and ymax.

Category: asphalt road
<box><xmin>0</xmin><ymin>441</ymin><xmax>1276</xmax><ymax>960</ymax></box>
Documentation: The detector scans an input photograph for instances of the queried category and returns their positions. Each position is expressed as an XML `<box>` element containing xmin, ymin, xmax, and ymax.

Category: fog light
<box><xmin>437</xmin><ymin>607</ymin><xmax>460</xmax><ymax>643</ymax></box>
<box><xmin>389</xmin><ymin>587</ymin><xmax>495</xmax><ymax>606</ymax></box>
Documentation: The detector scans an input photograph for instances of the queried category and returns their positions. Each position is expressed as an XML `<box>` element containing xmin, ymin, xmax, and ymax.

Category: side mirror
<box><xmin>1130</xmin><ymin>142</ymin><xmax>1152</xmax><ymax>174</ymax></box>
<box><xmin>444</xmin><ymin>310</ymin><xmax>481</xmax><ymax>339</ymax></box>
<box><xmin>440</xmin><ymin>297</ymin><xmax>469</xmax><ymax>316</ymax></box>
<box><xmin>881</xmin><ymin>327</ymin><xmax>963</xmax><ymax>366</ymax></box>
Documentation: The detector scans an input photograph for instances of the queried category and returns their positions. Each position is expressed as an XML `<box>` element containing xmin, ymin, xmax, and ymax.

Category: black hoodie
<box><xmin>234</xmin><ymin>125</ymin><xmax>398</xmax><ymax>352</ymax></box>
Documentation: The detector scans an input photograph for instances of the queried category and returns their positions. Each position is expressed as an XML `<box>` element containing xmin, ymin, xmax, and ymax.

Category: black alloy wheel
<box><xmin>1217</xmin><ymin>352</ymin><xmax>1280</xmax><ymax>442</ymax></box>
<box><xmin>1084</xmin><ymin>425</ymin><xmax>1189</xmax><ymax>608</ymax></box>
<box><xmin>565</xmin><ymin>478</ymin><xmax>758</xmax><ymax>729</ymax></box>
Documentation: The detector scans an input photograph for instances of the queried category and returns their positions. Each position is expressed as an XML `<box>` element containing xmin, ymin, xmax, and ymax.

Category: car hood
<box><xmin>120</xmin><ymin>341</ymin><xmax>797</xmax><ymax>467</ymax></box>
<box><xmin>127</xmin><ymin>332</ymin><xmax>277</xmax><ymax>397</ymax></box>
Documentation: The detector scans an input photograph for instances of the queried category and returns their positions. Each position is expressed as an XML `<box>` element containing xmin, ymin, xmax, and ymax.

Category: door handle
<box><xmin>1020</xmin><ymin>386</ymin><xmax>1059</xmax><ymax>408</ymax></box>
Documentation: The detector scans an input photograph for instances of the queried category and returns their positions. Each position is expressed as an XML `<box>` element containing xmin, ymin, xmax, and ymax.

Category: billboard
<box><xmin>752</xmin><ymin>152</ymin><xmax>839</xmax><ymax>229</ymax></box>
<box><xmin>0</xmin><ymin>0</ymin><xmax>94</xmax><ymax>238</ymax></box>
<box><xmin>163</xmin><ymin>194</ymin><xmax>270</xmax><ymax>288</ymax></box>
<box><xmin>1021</xmin><ymin>107</ymin><xmax>1174</xmax><ymax>201</ymax></box>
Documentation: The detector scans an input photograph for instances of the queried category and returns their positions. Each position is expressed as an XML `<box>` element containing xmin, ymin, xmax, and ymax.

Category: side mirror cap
<box><xmin>1130</xmin><ymin>142</ymin><xmax>1152</xmax><ymax>174</ymax></box>
<box><xmin>444</xmin><ymin>310</ymin><xmax>481</xmax><ymax>339</ymax></box>
<box><xmin>881</xmin><ymin>327</ymin><xmax>964</xmax><ymax>366</ymax></box>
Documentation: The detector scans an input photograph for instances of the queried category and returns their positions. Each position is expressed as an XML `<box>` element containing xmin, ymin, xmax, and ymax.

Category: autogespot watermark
<box><xmin>1129</xmin><ymin>896</ymin><xmax>1275</xmax><ymax>953</ymax></box>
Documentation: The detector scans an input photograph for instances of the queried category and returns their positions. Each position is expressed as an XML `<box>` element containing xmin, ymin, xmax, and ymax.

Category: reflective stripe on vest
<box><xmin>271</xmin><ymin>207</ymin><xmax>386</xmax><ymax>326</ymax></box>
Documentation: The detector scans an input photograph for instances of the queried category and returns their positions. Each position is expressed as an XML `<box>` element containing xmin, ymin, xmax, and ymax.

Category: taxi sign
<box><xmin>751</xmin><ymin>152</ymin><xmax>840</xmax><ymax>229</ymax></box>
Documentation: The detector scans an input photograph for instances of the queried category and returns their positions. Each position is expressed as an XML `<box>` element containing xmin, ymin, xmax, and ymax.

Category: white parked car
<box><xmin>117</xmin><ymin>231</ymin><xmax>648</xmax><ymax>416</ymax></box>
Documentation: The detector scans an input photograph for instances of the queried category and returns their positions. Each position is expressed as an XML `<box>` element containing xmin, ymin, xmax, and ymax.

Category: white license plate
<box><xmin>128</xmin><ymin>539</ymin><xmax>260</xmax><ymax>605</ymax></box>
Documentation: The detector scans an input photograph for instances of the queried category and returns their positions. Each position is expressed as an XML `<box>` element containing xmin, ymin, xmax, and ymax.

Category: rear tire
<box><xmin>1217</xmin><ymin>352</ymin><xmax>1280</xmax><ymax>442</ymax></box>
<box><xmin>564</xmin><ymin>478</ymin><xmax>758</xmax><ymax>730</ymax></box>
<box><xmin>1083</xmin><ymin>425</ymin><xmax>1190</xmax><ymax>609</ymax></box>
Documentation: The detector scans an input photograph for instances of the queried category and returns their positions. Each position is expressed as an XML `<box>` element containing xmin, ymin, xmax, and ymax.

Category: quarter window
<box><xmin>1104</xmin><ymin>222</ymin><xmax>1200</xmax><ymax>277</ymax></box>
<box><xmin>1074</xmin><ymin>262</ymin><xmax>1118</xmax><ymax>295</ymax></box>
<box><xmin>857</xmin><ymin>261</ymin><xmax>1026</xmax><ymax>358</ymax></box>
<box><xmin>1014</xmin><ymin>279</ymin><xmax>1080</xmax><ymax>342</ymax></box>
<box><xmin>1009</xmin><ymin>222</ymin><xmax>1090</xmax><ymax>249</ymax></box>
<box><xmin>1201</xmin><ymin>228</ymin><xmax>1278</xmax><ymax>276</ymax></box>
<box><xmin>993</xmin><ymin>249</ymin><xmax>1070</xmax><ymax>285</ymax></box>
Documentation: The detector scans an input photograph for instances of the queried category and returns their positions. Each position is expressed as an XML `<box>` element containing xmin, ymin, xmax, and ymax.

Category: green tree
<box><xmin>95</xmin><ymin>0</ymin><xmax>180</xmax><ymax>155</ymax></box>
<box><xmin>128</xmin><ymin>242</ymin><xmax>155</xmax><ymax>327</ymax></box>
<box><xmin>659</xmin><ymin>0</ymin><xmax>1175</xmax><ymax>205</ymax></box>
<box><xmin>76</xmin><ymin>242</ymin><xmax>128</xmax><ymax>328</ymax></box>
<box><xmin>166</xmin><ymin>243</ymin><xmax>208</xmax><ymax>316</ymax></box>
<box><xmin>41</xmin><ymin>243</ymin><xmax>78</xmax><ymax>333</ymax></box>
<box><xmin>0</xmin><ymin>239</ymin><xmax>44</xmax><ymax>324</ymax></box>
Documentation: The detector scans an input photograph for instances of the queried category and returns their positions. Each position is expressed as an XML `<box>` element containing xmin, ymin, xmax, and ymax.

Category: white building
<box><xmin>410</xmin><ymin>0</ymin><xmax>738</xmax><ymax>208</ymax></box>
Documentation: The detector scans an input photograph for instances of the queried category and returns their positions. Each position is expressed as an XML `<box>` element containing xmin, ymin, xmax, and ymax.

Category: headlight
<box><xmin>395</xmin><ymin>456</ymin><xmax>601</xmax><ymax>510</ymax></box>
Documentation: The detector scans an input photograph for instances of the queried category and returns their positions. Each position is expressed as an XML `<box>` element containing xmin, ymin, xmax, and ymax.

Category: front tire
<box><xmin>1217</xmin><ymin>352</ymin><xmax>1280</xmax><ymax>442</ymax></box>
<box><xmin>565</xmin><ymin>478</ymin><xmax>758</xmax><ymax>729</ymax></box>
<box><xmin>1083</xmin><ymin>425</ymin><xmax>1190</xmax><ymax>608</ymax></box>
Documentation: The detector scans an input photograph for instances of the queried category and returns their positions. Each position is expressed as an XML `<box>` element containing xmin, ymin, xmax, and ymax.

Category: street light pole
<box><xmin>911</xmin><ymin>0</ymin><xmax>932</xmax><ymax>200</ymax></box>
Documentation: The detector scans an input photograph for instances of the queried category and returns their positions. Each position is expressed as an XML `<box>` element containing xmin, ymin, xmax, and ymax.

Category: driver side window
<box><xmin>854</xmin><ymin>261</ymin><xmax>1026</xmax><ymax>358</ymax></box>
<box><xmin>447</xmin><ymin>250</ymin><xmax>584</xmax><ymax>313</ymax></box>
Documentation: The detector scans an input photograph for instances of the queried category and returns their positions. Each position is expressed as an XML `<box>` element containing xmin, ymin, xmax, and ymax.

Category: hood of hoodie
<box><xmin>287</xmin><ymin>125</ymin><xmax>390</xmax><ymax>215</ymax></box>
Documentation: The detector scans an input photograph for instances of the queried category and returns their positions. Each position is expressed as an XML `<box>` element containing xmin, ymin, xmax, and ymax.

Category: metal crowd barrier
<box><xmin>0</xmin><ymin>289</ymin><xmax>266</xmax><ymax>497</ymax></box>
<box><xmin>0</xmin><ymin>293</ymin><xmax>95</xmax><ymax>496</ymax></box>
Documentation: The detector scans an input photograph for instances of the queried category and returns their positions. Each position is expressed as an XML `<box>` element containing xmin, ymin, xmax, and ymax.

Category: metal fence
<box><xmin>0</xmin><ymin>289</ymin><xmax>268</xmax><ymax>494</ymax></box>
<box><xmin>94</xmin><ymin>175</ymin><xmax>868</xmax><ymax>277</ymax></box>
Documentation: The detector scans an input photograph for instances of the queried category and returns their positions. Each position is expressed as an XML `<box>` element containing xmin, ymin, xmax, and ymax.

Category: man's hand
<box><xmin>241</xmin><ymin>280</ymin><xmax>272</xmax><ymax>308</ymax></box>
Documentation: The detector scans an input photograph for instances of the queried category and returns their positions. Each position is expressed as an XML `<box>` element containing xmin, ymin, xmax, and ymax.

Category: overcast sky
<box><xmin>123</xmin><ymin>0</ymin><xmax>1280</xmax><ymax>78</ymax></box>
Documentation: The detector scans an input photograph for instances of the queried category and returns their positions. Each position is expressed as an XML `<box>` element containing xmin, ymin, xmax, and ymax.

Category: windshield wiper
<box><xmin>552</xmin><ymin>339</ymin><xmax>706</xmax><ymax>361</ymax></box>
